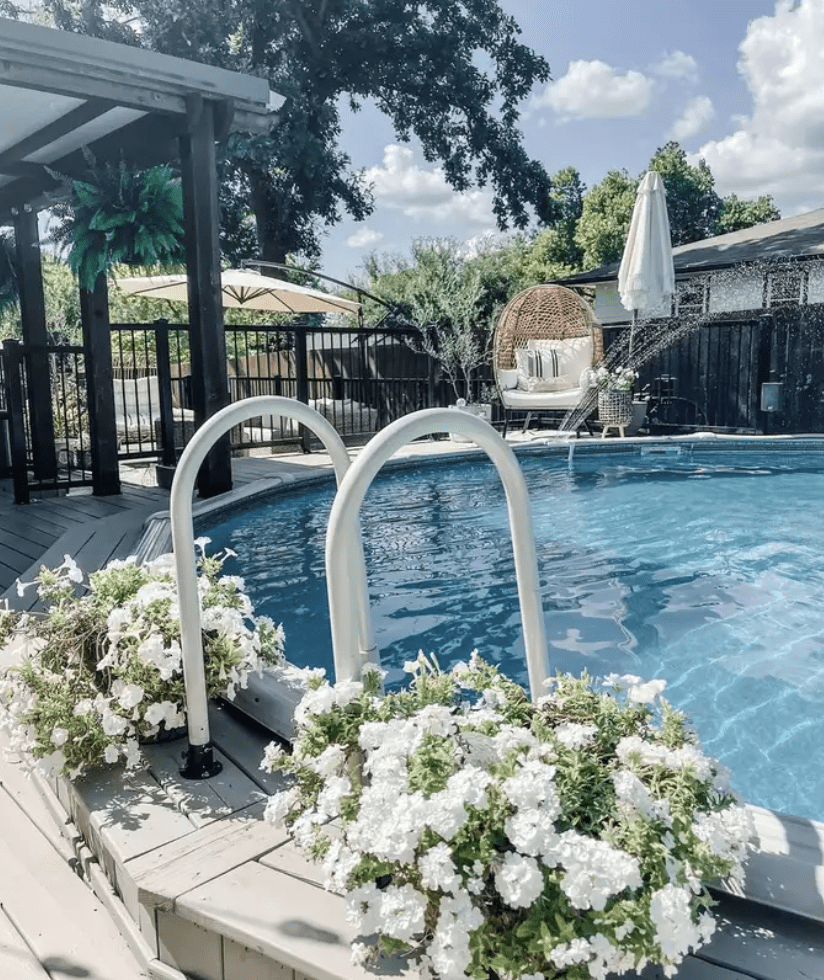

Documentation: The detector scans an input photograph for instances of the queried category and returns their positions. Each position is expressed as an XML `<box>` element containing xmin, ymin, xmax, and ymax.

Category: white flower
<box><xmin>553</xmin><ymin>832</ymin><xmax>643</xmax><ymax>911</ymax></box>
<box><xmin>627</xmin><ymin>678</ymin><xmax>667</xmax><ymax>704</ymax></box>
<box><xmin>57</xmin><ymin>554</ymin><xmax>83</xmax><ymax>583</ymax></box>
<box><xmin>101</xmin><ymin>711</ymin><xmax>129</xmax><ymax>737</ymax></box>
<box><xmin>692</xmin><ymin>807</ymin><xmax>754</xmax><ymax>863</ymax></box>
<box><xmin>260</xmin><ymin>741</ymin><xmax>285</xmax><ymax>773</ymax></box>
<box><xmin>193</xmin><ymin>536</ymin><xmax>211</xmax><ymax>553</ymax></box>
<box><xmin>613</xmin><ymin>769</ymin><xmax>671</xmax><ymax>824</ymax></box>
<box><xmin>650</xmin><ymin>883</ymin><xmax>713</xmax><ymax>964</ymax></box>
<box><xmin>376</xmin><ymin>884</ymin><xmax>428</xmax><ymax>942</ymax></box>
<box><xmin>143</xmin><ymin>700</ymin><xmax>184</xmax><ymax>730</ymax></box>
<box><xmin>73</xmin><ymin>699</ymin><xmax>95</xmax><ymax>717</ymax></box>
<box><xmin>334</xmin><ymin>678</ymin><xmax>363</xmax><ymax>708</ymax></box>
<box><xmin>555</xmin><ymin>722</ymin><xmax>597</xmax><ymax>750</ymax></box>
<box><xmin>312</xmin><ymin>744</ymin><xmax>346</xmax><ymax>777</ymax></box>
<box><xmin>419</xmin><ymin>843</ymin><xmax>460</xmax><ymax>894</ymax></box>
<box><xmin>264</xmin><ymin>788</ymin><xmax>298</xmax><ymax>828</ymax></box>
<box><xmin>123</xmin><ymin>739</ymin><xmax>142</xmax><ymax>769</ymax></box>
<box><xmin>117</xmin><ymin>683</ymin><xmax>145</xmax><ymax>710</ymax></box>
<box><xmin>104</xmin><ymin>744</ymin><xmax>120</xmax><ymax>764</ymax></box>
<box><xmin>294</xmin><ymin>683</ymin><xmax>336</xmax><ymax>726</ymax></box>
<box><xmin>50</xmin><ymin>726</ymin><xmax>69</xmax><ymax>747</ymax></box>
<box><xmin>494</xmin><ymin>852</ymin><xmax>544</xmax><ymax>908</ymax></box>
<box><xmin>316</xmin><ymin>775</ymin><xmax>352</xmax><ymax>818</ymax></box>
<box><xmin>502</xmin><ymin>759</ymin><xmax>558</xmax><ymax>810</ymax></box>
<box><xmin>551</xmin><ymin>938</ymin><xmax>591</xmax><ymax>968</ymax></box>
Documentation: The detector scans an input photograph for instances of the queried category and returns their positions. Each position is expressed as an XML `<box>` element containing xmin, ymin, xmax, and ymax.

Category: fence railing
<box><xmin>109</xmin><ymin>321</ymin><xmax>466</xmax><ymax>460</ymax></box>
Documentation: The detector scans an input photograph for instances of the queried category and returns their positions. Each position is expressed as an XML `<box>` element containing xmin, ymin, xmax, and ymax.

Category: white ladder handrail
<box><xmin>169</xmin><ymin>396</ymin><xmax>375</xmax><ymax>775</ymax></box>
<box><xmin>325</xmin><ymin>408</ymin><xmax>550</xmax><ymax>700</ymax></box>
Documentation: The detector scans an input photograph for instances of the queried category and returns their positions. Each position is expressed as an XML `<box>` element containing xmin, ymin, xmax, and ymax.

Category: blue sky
<box><xmin>321</xmin><ymin>0</ymin><xmax>824</xmax><ymax>282</ymax></box>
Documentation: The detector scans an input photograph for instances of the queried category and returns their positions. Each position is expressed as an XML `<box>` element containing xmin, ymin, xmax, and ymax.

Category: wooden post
<box><xmin>294</xmin><ymin>327</ymin><xmax>311</xmax><ymax>453</ymax></box>
<box><xmin>3</xmin><ymin>340</ymin><xmax>30</xmax><ymax>504</ymax></box>
<box><xmin>179</xmin><ymin>95</ymin><xmax>232</xmax><ymax>498</ymax></box>
<box><xmin>13</xmin><ymin>206</ymin><xmax>57</xmax><ymax>481</ymax></box>
<box><xmin>154</xmin><ymin>319</ymin><xmax>177</xmax><ymax>468</ymax></box>
<box><xmin>80</xmin><ymin>274</ymin><xmax>120</xmax><ymax>495</ymax></box>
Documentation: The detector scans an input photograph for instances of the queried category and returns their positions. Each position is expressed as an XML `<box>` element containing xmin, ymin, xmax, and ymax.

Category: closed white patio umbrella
<box><xmin>115</xmin><ymin>268</ymin><xmax>362</xmax><ymax>316</ymax></box>
<box><xmin>618</xmin><ymin>170</ymin><xmax>675</xmax><ymax>357</ymax></box>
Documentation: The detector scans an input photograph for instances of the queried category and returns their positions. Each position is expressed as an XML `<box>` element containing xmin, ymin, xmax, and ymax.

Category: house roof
<box><xmin>559</xmin><ymin>207</ymin><xmax>824</xmax><ymax>287</ymax></box>
<box><xmin>0</xmin><ymin>18</ymin><xmax>283</xmax><ymax>222</ymax></box>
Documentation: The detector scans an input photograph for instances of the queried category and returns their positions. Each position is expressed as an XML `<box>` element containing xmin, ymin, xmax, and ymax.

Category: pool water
<box><xmin>203</xmin><ymin>447</ymin><xmax>824</xmax><ymax>821</ymax></box>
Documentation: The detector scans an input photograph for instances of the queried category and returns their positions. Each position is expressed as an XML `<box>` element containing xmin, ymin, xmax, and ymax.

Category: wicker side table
<box><xmin>598</xmin><ymin>389</ymin><xmax>632</xmax><ymax>438</ymax></box>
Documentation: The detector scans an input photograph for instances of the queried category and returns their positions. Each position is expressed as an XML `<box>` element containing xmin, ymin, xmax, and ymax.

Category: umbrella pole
<box><xmin>628</xmin><ymin>309</ymin><xmax>637</xmax><ymax>362</ymax></box>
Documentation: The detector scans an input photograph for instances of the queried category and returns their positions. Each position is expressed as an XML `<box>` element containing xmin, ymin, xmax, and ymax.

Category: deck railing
<box><xmin>109</xmin><ymin>321</ymin><xmax>494</xmax><ymax>460</ymax></box>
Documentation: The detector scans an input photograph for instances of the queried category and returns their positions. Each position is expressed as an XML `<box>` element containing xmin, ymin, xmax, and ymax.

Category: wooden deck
<box><xmin>3</xmin><ymin>442</ymin><xmax>824</xmax><ymax>980</ymax></box>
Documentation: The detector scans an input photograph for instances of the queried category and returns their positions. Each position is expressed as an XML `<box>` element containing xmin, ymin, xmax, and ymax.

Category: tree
<box><xmin>574</xmin><ymin>170</ymin><xmax>638</xmax><ymax>268</ymax></box>
<box><xmin>717</xmin><ymin>193</ymin><xmax>781</xmax><ymax>235</ymax></box>
<box><xmin>647</xmin><ymin>142</ymin><xmax>721</xmax><ymax>246</ymax></box>
<box><xmin>30</xmin><ymin>0</ymin><xmax>555</xmax><ymax>266</ymax></box>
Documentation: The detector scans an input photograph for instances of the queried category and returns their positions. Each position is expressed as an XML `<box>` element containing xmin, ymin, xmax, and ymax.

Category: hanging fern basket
<box><xmin>50</xmin><ymin>153</ymin><xmax>186</xmax><ymax>291</ymax></box>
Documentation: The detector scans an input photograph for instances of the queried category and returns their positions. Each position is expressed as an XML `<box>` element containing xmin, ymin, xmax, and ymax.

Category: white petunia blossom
<box><xmin>50</xmin><ymin>726</ymin><xmax>69</xmax><ymax>747</ymax></box>
<box><xmin>555</xmin><ymin>722</ymin><xmax>598</xmax><ymax>749</ymax></box>
<box><xmin>494</xmin><ymin>852</ymin><xmax>544</xmax><ymax>908</ymax></box>
<box><xmin>419</xmin><ymin>843</ymin><xmax>460</xmax><ymax>894</ymax></box>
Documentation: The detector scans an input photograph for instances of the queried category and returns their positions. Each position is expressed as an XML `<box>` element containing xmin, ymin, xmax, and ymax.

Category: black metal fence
<box><xmin>1</xmin><ymin>338</ymin><xmax>92</xmax><ymax>502</ymax></box>
<box><xmin>110</xmin><ymin>321</ymin><xmax>460</xmax><ymax>460</ymax></box>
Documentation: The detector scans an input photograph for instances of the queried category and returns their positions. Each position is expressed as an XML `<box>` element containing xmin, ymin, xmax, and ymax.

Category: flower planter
<box><xmin>597</xmin><ymin>389</ymin><xmax>633</xmax><ymax>427</ymax></box>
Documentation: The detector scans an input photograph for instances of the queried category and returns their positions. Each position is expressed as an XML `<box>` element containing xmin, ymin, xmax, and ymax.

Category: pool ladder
<box><xmin>169</xmin><ymin>399</ymin><xmax>550</xmax><ymax>778</ymax></box>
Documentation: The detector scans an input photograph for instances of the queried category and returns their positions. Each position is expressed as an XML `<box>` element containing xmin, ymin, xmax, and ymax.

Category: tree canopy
<box><xmin>29</xmin><ymin>0</ymin><xmax>555</xmax><ymax>266</ymax></box>
<box><xmin>571</xmin><ymin>142</ymin><xmax>782</xmax><ymax>269</ymax></box>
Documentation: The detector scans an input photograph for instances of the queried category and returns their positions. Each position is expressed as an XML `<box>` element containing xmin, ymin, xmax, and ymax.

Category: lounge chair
<box><xmin>492</xmin><ymin>284</ymin><xmax>604</xmax><ymax>436</ymax></box>
<box><xmin>112</xmin><ymin>375</ymin><xmax>194</xmax><ymax>449</ymax></box>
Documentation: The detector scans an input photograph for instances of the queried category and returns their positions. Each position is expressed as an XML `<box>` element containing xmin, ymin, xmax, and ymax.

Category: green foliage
<box><xmin>717</xmin><ymin>193</ymin><xmax>781</xmax><ymax>235</ymax></box>
<box><xmin>647</xmin><ymin>142</ymin><xmax>721</xmax><ymax>247</ymax></box>
<box><xmin>0</xmin><ymin>231</ymin><xmax>18</xmax><ymax>314</ymax></box>
<box><xmin>573</xmin><ymin>144</ymin><xmax>782</xmax><ymax>271</ymax></box>
<box><xmin>363</xmin><ymin>238</ymin><xmax>511</xmax><ymax>400</ymax></box>
<box><xmin>575</xmin><ymin>170</ymin><xmax>639</xmax><ymax>268</ymax></box>
<box><xmin>29</xmin><ymin>0</ymin><xmax>553</xmax><ymax>264</ymax></box>
<box><xmin>49</xmin><ymin>154</ymin><xmax>185</xmax><ymax>290</ymax></box>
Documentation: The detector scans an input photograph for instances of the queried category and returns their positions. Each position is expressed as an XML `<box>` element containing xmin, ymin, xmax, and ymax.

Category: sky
<box><xmin>320</xmin><ymin>0</ymin><xmax>824</xmax><ymax>283</ymax></box>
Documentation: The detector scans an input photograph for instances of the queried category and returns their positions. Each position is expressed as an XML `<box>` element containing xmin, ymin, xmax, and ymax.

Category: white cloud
<box><xmin>651</xmin><ymin>50</ymin><xmax>699</xmax><ymax>81</ymax></box>
<box><xmin>668</xmin><ymin>96</ymin><xmax>715</xmax><ymax>140</ymax></box>
<box><xmin>365</xmin><ymin>144</ymin><xmax>495</xmax><ymax>227</ymax></box>
<box><xmin>346</xmin><ymin>227</ymin><xmax>384</xmax><ymax>248</ymax></box>
<box><xmin>691</xmin><ymin>0</ymin><xmax>824</xmax><ymax>209</ymax></box>
<box><xmin>535</xmin><ymin>60</ymin><xmax>654</xmax><ymax>118</ymax></box>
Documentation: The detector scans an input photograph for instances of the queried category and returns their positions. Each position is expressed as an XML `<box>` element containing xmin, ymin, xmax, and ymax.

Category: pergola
<box><xmin>0</xmin><ymin>18</ymin><xmax>281</xmax><ymax>498</ymax></box>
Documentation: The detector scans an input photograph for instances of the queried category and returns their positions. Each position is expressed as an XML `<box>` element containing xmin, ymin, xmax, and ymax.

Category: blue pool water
<box><xmin>203</xmin><ymin>445</ymin><xmax>824</xmax><ymax>821</ymax></box>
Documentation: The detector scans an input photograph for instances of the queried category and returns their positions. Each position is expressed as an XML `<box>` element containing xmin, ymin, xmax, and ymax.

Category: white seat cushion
<box><xmin>500</xmin><ymin>386</ymin><xmax>586</xmax><ymax>410</ymax></box>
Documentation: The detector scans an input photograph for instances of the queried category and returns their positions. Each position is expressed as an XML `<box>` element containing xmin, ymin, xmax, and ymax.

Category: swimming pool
<box><xmin>202</xmin><ymin>440</ymin><xmax>824</xmax><ymax>821</ymax></box>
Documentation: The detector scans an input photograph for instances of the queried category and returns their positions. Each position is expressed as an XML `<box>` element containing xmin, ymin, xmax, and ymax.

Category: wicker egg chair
<box><xmin>493</xmin><ymin>284</ymin><xmax>604</xmax><ymax>435</ymax></box>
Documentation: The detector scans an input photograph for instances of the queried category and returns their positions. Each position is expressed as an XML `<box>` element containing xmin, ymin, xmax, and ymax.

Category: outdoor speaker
<box><xmin>760</xmin><ymin>382</ymin><xmax>783</xmax><ymax>413</ymax></box>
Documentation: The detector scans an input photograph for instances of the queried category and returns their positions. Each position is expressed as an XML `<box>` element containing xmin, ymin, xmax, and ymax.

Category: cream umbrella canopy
<box><xmin>618</xmin><ymin>170</ymin><xmax>675</xmax><ymax>357</ymax></box>
<box><xmin>115</xmin><ymin>268</ymin><xmax>362</xmax><ymax>316</ymax></box>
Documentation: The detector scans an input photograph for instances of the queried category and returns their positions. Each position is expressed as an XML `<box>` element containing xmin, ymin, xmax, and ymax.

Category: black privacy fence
<box><xmin>109</xmin><ymin>321</ymin><xmax>478</xmax><ymax>460</ymax></box>
<box><xmin>603</xmin><ymin>307</ymin><xmax>824</xmax><ymax>435</ymax></box>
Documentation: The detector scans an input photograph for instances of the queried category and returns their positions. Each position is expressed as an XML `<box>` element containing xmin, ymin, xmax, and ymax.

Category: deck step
<box><xmin>0</xmin><ymin>771</ymin><xmax>148</xmax><ymax>980</ymax></box>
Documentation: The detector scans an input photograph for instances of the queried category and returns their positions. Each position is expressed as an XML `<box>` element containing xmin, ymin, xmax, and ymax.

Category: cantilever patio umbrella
<box><xmin>618</xmin><ymin>170</ymin><xmax>675</xmax><ymax>358</ymax></box>
<box><xmin>115</xmin><ymin>268</ymin><xmax>362</xmax><ymax>316</ymax></box>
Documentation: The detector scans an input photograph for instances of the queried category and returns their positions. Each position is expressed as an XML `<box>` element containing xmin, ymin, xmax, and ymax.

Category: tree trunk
<box><xmin>248</xmin><ymin>170</ymin><xmax>289</xmax><ymax>267</ymax></box>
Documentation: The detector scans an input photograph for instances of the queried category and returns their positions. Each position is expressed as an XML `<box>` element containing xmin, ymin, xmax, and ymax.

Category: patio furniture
<box><xmin>492</xmin><ymin>284</ymin><xmax>604</xmax><ymax>435</ymax></box>
<box><xmin>113</xmin><ymin>375</ymin><xmax>194</xmax><ymax>449</ymax></box>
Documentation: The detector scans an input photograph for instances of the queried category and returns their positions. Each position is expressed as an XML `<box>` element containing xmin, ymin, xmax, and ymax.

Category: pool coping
<box><xmin>133</xmin><ymin>432</ymin><xmax>824</xmax><ymax>927</ymax></box>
